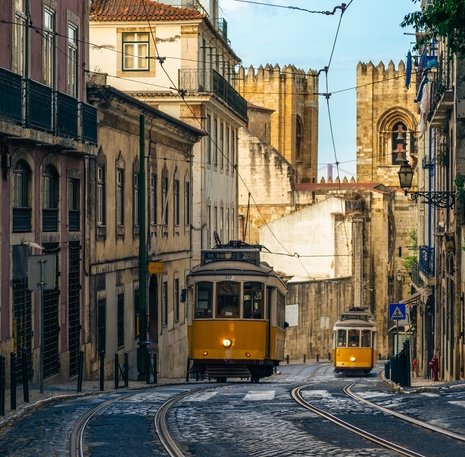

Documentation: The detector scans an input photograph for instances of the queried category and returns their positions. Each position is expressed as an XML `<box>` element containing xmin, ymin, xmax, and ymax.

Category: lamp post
<box><xmin>397</xmin><ymin>160</ymin><xmax>455</xmax><ymax>209</ymax></box>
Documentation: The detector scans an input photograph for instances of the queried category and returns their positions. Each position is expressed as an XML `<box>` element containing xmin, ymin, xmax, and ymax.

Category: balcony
<box><xmin>42</xmin><ymin>208</ymin><xmax>58</xmax><ymax>232</ymax></box>
<box><xmin>419</xmin><ymin>245</ymin><xmax>435</xmax><ymax>277</ymax></box>
<box><xmin>69</xmin><ymin>209</ymin><xmax>80</xmax><ymax>232</ymax></box>
<box><xmin>427</xmin><ymin>50</ymin><xmax>454</xmax><ymax>128</ymax></box>
<box><xmin>0</xmin><ymin>67</ymin><xmax>97</xmax><ymax>146</ymax></box>
<box><xmin>179</xmin><ymin>69</ymin><xmax>248</xmax><ymax>121</ymax></box>
<box><xmin>13</xmin><ymin>207</ymin><xmax>32</xmax><ymax>233</ymax></box>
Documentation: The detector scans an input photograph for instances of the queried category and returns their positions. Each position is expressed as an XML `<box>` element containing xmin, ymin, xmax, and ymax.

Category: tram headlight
<box><xmin>203</xmin><ymin>351</ymin><xmax>208</xmax><ymax>356</ymax></box>
<box><xmin>350</xmin><ymin>356</ymin><xmax>356</xmax><ymax>362</ymax></box>
<box><xmin>222</xmin><ymin>338</ymin><xmax>232</xmax><ymax>348</ymax></box>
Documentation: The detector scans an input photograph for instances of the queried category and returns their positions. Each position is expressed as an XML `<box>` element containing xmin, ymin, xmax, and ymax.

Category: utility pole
<box><xmin>138</xmin><ymin>114</ymin><xmax>148</xmax><ymax>379</ymax></box>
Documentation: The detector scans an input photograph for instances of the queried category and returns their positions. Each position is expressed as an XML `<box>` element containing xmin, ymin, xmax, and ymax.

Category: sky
<box><xmin>219</xmin><ymin>0</ymin><xmax>419</xmax><ymax>179</ymax></box>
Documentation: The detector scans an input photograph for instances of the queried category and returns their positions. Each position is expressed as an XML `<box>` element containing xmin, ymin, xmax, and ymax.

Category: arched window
<box><xmin>377</xmin><ymin>110</ymin><xmax>417</xmax><ymax>166</ymax></box>
<box><xmin>42</xmin><ymin>164</ymin><xmax>59</xmax><ymax>231</ymax></box>
<box><xmin>391</xmin><ymin>121</ymin><xmax>408</xmax><ymax>165</ymax></box>
<box><xmin>12</xmin><ymin>159</ymin><xmax>31</xmax><ymax>232</ymax></box>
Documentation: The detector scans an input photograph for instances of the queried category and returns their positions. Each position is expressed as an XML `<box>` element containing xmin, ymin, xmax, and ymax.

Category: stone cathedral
<box><xmin>234</xmin><ymin>64</ymin><xmax>319</xmax><ymax>183</ymax></box>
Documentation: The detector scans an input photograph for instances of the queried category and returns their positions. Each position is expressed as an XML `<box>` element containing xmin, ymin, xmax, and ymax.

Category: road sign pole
<box><xmin>396</xmin><ymin>320</ymin><xmax>399</xmax><ymax>355</ymax></box>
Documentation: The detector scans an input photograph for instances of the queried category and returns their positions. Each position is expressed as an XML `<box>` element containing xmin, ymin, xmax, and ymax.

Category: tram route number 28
<box><xmin>224</xmin><ymin>275</ymin><xmax>233</xmax><ymax>280</ymax></box>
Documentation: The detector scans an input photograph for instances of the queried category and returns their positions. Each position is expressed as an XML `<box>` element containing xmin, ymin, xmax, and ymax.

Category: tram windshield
<box><xmin>243</xmin><ymin>282</ymin><xmax>264</xmax><ymax>319</ymax></box>
<box><xmin>348</xmin><ymin>330</ymin><xmax>360</xmax><ymax>347</ymax></box>
<box><xmin>217</xmin><ymin>281</ymin><xmax>240</xmax><ymax>317</ymax></box>
<box><xmin>361</xmin><ymin>330</ymin><xmax>371</xmax><ymax>347</ymax></box>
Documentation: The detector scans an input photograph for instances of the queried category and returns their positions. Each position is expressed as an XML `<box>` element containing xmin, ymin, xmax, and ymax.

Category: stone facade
<box><xmin>235</xmin><ymin>64</ymin><xmax>319</xmax><ymax>183</ymax></box>
<box><xmin>86</xmin><ymin>85</ymin><xmax>203</xmax><ymax>379</ymax></box>
<box><xmin>284</xmin><ymin>278</ymin><xmax>354</xmax><ymax>361</ymax></box>
<box><xmin>356</xmin><ymin>60</ymin><xmax>420</xmax><ymax>358</ymax></box>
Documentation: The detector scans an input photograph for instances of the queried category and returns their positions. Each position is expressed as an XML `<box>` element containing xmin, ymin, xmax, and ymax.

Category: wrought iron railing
<box><xmin>0</xmin><ymin>67</ymin><xmax>97</xmax><ymax>146</ymax></box>
<box><xmin>0</xmin><ymin>67</ymin><xmax>22</xmax><ymax>124</ymax></box>
<box><xmin>12</xmin><ymin>207</ymin><xmax>31</xmax><ymax>233</ymax></box>
<box><xmin>56</xmin><ymin>91</ymin><xmax>78</xmax><ymax>138</ymax></box>
<box><xmin>178</xmin><ymin>69</ymin><xmax>248</xmax><ymax>120</ymax></box>
<box><xmin>419</xmin><ymin>245</ymin><xmax>435</xmax><ymax>277</ymax></box>
<box><xmin>24</xmin><ymin>79</ymin><xmax>53</xmax><ymax>132</ymax></box>
<box><xmin>69</xmin><ymin>209</ymin><xmax>80</xmax><ymax>232</ymax></box>
<box><xmin>42</xmin><ymin>208</ymin><xmax>58</xmax><ymax>232</ymax></box>
<box><xmin>79</xmin><ymin>102</ymin><xmax>97</xmax><ymax>144</ymax></box>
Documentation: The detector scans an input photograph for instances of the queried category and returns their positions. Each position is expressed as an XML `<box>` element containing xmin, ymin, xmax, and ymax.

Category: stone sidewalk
<box><xmin>0</xmin><ymin>376</ymin><xmax>183</xmax><ymax>429</ymax></box>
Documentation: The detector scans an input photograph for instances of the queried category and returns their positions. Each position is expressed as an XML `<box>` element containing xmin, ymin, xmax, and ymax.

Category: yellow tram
<box><xmin>332</xmin><ymin>307</ymin><xmax>377</xmax><ymax>374</ymax></box>
<box><xmin>186</xmin><ymin>241</ymin><xmax>287</xmax><ymax>382</ymax></box>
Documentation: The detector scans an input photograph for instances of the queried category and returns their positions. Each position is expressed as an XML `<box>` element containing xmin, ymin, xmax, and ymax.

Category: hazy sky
<box><xmin>219</xmin><ymin>0</ymin><xmax>419</xmax><ymax>179</ymax></box>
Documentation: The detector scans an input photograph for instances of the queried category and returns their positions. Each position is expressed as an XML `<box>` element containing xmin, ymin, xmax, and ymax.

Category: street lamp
<box><xmin>397</xmin><ymin>160</ymin><xmax>455</xmax><ymax>209</ymax></box>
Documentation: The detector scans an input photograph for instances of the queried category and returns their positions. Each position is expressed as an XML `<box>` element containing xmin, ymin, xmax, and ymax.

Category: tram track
<box><xmin>344</xmin><ymin>382</ymin><xmax>465</xmax><ymax>442</ymax></box>
<box><xmin>69</xmin><ymin>392</ymin><xmax>135</xmax><ymax>457</ymax></box>
<box><xmin>154</xmin><ymin>389</ymin><xmax>194</xmax><ymax>457</ymax></box>
<box><xmin>68</xmin><ymin>386</ymin><xmax>208</xmax><ymax>457</ymax></box>
<box><xmin>292</xmin><ymin>382</ymin><xmax>465</xmax><ymax>457</ymax></box>
<box><xmin>292</xmin><ymin>384</ymin><xmax>425</xmax><ymax>457</ymax></box>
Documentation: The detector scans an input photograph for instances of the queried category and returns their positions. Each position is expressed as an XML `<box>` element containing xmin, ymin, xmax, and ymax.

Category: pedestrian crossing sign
<box><xmin>389</xmin><ymin>303</ymin><xmax>406</xmax><ymax>320</ymax></box>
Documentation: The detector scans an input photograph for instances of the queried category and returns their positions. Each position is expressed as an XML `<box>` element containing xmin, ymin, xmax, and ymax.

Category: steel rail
<box><xmin>69</xmin><ymin>393</ymin><xmax>134</xmax><ymax>457</ymax></box>
<box><xmin>154</xmin><ymin>390</ymin><xmax>195</xmax><ymax>457</ymax></box>
<box><xmin>291</xmin><ymin>385</ymin><xmax>425</xmax><ymax>457</ymax></box>
<box><xmin>344</xmin><ymin>383</ymin><xmax>465</xmax><ymax>443</ymax></box>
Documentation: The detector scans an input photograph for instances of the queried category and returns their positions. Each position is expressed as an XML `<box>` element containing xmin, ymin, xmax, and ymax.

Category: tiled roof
<box><xmin>90</xmin><ymin>0</ymin><xmax>204</xmax><ymax>22</ymax></box>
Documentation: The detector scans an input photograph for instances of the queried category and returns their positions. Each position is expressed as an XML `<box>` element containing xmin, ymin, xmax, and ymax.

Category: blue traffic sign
<box><xmin>389</xmin><ymin>303</ymin><xmax>406</xmax><ymax>320</ymax></box>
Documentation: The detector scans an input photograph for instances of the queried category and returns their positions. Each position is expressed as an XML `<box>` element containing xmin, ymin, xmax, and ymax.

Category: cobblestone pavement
<box><xmin>0</xmin><ymin>360</ymin><xmax>460</xmax><ymax>430</ymax></box>
<box><xmin>0</xmin><ymin>375</ymin><xmax>183</xmax><ymax>430</ymax></box>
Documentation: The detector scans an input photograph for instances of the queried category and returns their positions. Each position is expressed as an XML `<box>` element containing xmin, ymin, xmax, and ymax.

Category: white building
<box><xmin>89</xmin><ymin>0</ymin><xmax>247</xmax><ymax>263</ymax></box>
<box><xmin>259</xmin><ymin>197</ymin><xmax>353</xmax><ymax>279</ymax></box>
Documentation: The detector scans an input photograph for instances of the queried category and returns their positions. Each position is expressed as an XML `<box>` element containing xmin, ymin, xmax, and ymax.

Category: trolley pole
<box><xmin>137</xmin><ymin>114</ymin><xmax>148</xmax><ymax>379</ymax></box>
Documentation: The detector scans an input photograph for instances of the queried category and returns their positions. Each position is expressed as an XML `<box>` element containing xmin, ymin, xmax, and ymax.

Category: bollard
<box><xmin>316</xmin><ymin>354</ymin><xmax>319</xmax><ymax>363</ymax></box>
<box><xmin>328</xmin><ymin>352</ymin><xmax>331</xmax><ymax>361</ymax></box>
<box><xmin>10</xmin><ymin>352</ymin><xmax>16</xmax><ymax>410</ymax></box>
<box><xmin>99</xmin><ymin>351</ymin><xmax>105</xmax><ymax>391</ymax></box>
<box><xmin>77</xmin><ymin>351</ymin><xmax>84</xmax><ymax>393</ymax></box>
<box><xmin>114</xmin><ymin>354</ymin><xmax>119</xmax><ymax>389</ymax></box>
<box><xmin>21</xmin><ymin>348</ymin><xmax>29</xmax><ymax>403</ymax></box>
<box><xmin>185</xmin><ymin>357</ymin><xmax>190</xmax><ymax>383</ymax></box>
<box><xmin>124</xmin><ymin>353</ymin><xmax>129</xmax><ymax>387</ymax></box>
<box><xmin>286</xmin><ymin>355</ymin><xmax>289</xmax><ymax>364</ymax></box>
<box><xmin>0</xmin><ymin>356</ymin><xmax>5</xmax><ymax>416</ymax></box>
<box><xmin>303</xmin><ymin>354</ymin><xmax>306</xmax><ymax>363</ymax></box>
<box><xmin>153</xmin><ymin>354</ymin><xmax>157</xmax><ymax>384</ymax></box>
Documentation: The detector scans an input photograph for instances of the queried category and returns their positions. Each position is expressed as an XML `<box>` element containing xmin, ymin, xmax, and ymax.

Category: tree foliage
<box><xmin>401</xmin><ymin>0</ymin><xmax>465</xmax><ymax>57</ymax></box>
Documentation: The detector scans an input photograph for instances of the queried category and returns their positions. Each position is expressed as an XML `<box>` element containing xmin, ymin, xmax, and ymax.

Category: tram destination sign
<box><xmin>201</xmin><ymin>249</ymin><xmax>260</xmax><ymax>266</ymax></box>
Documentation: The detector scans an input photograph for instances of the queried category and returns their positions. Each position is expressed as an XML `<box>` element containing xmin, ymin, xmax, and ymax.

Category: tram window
<box><xmin>361</xmin><ymin>330</ymin><xmax>371</xmax><ymax>347</ymax></box>
<box><xmin>217</xmin><ymin>281</ymin><xmax>240</xmax><ymax>317</ymax></box>
<box><xmin>244</xmin><ymin>282</ymin><xmax>264</xmax><ymax>319</ymax></box>
<box><xmin>348</xmin><ymin>329</ymin><xmax>359</xmax><ymax>347</ymax></box>
<box><xmin>195</xmin><ymin>282</ymin><xmax>213</xmax><ymax>318</ymax></box>
<box><xmin>337</xmin><ymin>330</ymin><xmax>346</xmax><ymax>347</ymax></box>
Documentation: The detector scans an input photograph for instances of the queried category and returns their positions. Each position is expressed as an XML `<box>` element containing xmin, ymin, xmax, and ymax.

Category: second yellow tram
<box><xmin>332</xmin><ymin>307</ymin><xmax>377</xmax><ymax>374</ymax></box>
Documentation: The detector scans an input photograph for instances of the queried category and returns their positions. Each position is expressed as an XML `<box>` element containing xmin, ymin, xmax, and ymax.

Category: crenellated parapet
<box><xmin>234</xmin><ymin>63</ymin><xmax>320</xmax><ymax>183</ymax></box>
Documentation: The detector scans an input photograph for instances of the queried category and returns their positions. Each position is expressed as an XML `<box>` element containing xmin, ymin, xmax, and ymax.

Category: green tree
<box><xmin>401</xmin><ymin>0</ymin><xmax>465</xmax><ymax>57</ymax></box>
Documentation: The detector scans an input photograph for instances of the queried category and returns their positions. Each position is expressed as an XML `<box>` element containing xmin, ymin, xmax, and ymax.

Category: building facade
<box><xmin>235</xmin><ymin>64</ymin><xmax>319</xmax><ymax>183</ymax></box>
<box><xmin>86</xmin><ymin>85</ymin><xmax>203</xmax><ymax>379</ymax></box>
<box><xmin>409</xmin><ymin>29</ymin><xmax>465</xmax><ymax>380</ymax></box>
<box><xmin>356</xmin><ymin>60</ymin><xmax>420</xmax><ymax>359</ymax></box>
<box><xmin>0</xmin><ymin>0</ymin><xmax>97</xmax><ymax>383</ymax></box>
<box><xmin>89</xmin><ymin>0</ymin><xmax>247</xmax><ymax>264</ymax></box>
